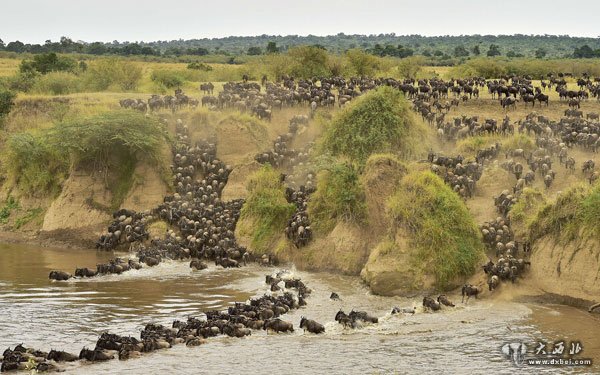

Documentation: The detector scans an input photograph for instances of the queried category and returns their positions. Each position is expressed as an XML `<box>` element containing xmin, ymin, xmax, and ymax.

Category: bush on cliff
<box><xmin>237</xmin><ymin>165</ymin><xmax>296</xmax><ymax>254</ymax></box>
<box><xmin>387</xmin><ymin>170</ymin><xmax>484</xmax><ymax>289</ymax></box>
<box><xmin>3</xmin><ymin>110</ymin><xmax>169</xmax><ymax>198</ymax></box>
<box><xmin>321</xmin><ymin>86</ymin><xmax>427</xmax><ymax>164</ymax></box>
<box><xmin>307</xmin><ymin>162</ymin><xmax>366</xmax><ymax>233</ymax></box>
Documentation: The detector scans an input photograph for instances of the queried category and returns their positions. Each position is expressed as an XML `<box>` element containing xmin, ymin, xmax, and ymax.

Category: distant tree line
<box><xmin>1</xmin><ymin>34</ymin><xmax>600</xmax><ymax>60</ymax></box>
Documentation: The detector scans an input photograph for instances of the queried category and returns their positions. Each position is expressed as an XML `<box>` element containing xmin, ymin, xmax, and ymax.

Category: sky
<box><xmin>1</xmin><ymin>0</ymin><xmax>599</xmax><ymax>43</ymax></box>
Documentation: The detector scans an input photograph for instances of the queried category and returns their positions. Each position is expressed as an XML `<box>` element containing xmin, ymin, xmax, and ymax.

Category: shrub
<box><xmin>530</xmin><ymin>183</ymin><xmax>600</xmax><ymax>243</ymax></box>
<box><xmin>387</xmin><ymin>170</ymin><xmax>483</xmax><ymax>288</ymax></box>
<box><xmin>307</xmin><ymin>162</ymin><xmax>366</xmax><ymax>233</ymax></box>
<box><xmin>49</xmin><ymin>111</ymin><xmax>168</xmax><ymax>166</ymax></box>
<box><xmin>288</xmin><ymin>46</ymin><xmax>331</xmax><ymax>78</ymax></box>
<box><xmin>19</xmin><ymin>53</ymin><xmax>76</xmax><ymax>75</ymax></box>
<box><xmin>321</xmin><ymin>86</ymin><xmax>426</xmax><ymax>164</ymax></box>
<box><xmin>3</xmin><ymin>111</ymin><xmax>169</xmax><ymax>197</ymax></box>
<box><xmin>345</xmin><ymin>49</ymin><xmax>380</xmax><ymax>76</ymax></box>
<box><xmin>237</xmin><ymin>165</ymin><xmax>296</xmax><ymax>252</ymax></box>
<box><xmin>509</xmin><ymin>188</ymin><xmax>546</xmax><ymax>238</ymax></box>
<box><xmin>187</xmin><ymin>62</ymin><xmax>213</xmax><ymax>71</ymax></box>
<box><xmin>84</xmin><ymin>59</ymin><xmax>143</xmax><ymax>91</ymax></box>
<box><xmin>0</xmin><ymin>89</ymin><xmax>16</xmax><ymax>118</ymax></box>
<box><xmin>151</xmin><ymin>69</ymin><xmax>185</xmax><ymax>88</ymax></box>
<box><xmin>33</xmin><ymin>71</ymin><xmax>81</xmax><ymax>95</ymax></box>
<box><xmin>3</xmin><ymin>131</ymin><xmax>69</xmax><ymax>196</ymax></box>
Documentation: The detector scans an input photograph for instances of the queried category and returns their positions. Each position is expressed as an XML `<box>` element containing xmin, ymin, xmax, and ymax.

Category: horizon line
<box><xmin>3</xmin><ymin>33</ymin><xmax>600</xmax><ymax>45</ymax></box>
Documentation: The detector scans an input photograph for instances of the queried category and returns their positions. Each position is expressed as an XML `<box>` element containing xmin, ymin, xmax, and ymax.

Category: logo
<box><xmin>501</xmin><ymin>342</ymin><xmax>527</xmax><ymax>366</ymax></box>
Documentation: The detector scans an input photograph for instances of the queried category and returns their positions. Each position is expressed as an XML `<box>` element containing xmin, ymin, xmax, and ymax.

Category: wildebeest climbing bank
<box><xmin>1</xmin><ymin>3</ymin><xmax>600</xmax><ymax>373</ymax></box>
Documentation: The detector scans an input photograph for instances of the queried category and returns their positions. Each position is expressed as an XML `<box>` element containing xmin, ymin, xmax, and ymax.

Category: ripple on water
<box><xmin>0</xmin><ymin>244</ymin><xmax>595</xmax><ymax>374</ymax></box>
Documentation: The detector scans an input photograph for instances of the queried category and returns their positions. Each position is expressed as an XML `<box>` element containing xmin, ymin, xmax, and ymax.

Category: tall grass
<box><xmin>530</xmin><ymin>183</ymin><xmax>600</xmax><ymax>243</ymax></box>
<box><xmin>307</xmin><ymin>162</ymin><xmax>366</xmax><ymax>233</ymax></box>
<box><xmin>387</xmin><ymin>170</ymin><xmax>483</xmax><ymax>289</ymax></box>
<box><xmin>321</xmin><ymin>86</ymin><xmax>427</xmax><ymax>164</ymax></box>
<box><xmin>237</xmin><ymin>165</ymin><xmax>296</xmax><ymax>253</ymax></box>
<box><xmin>3</xmin><ymin>110</ymin><xmax>170</xmax><ymax>198</ymax></box>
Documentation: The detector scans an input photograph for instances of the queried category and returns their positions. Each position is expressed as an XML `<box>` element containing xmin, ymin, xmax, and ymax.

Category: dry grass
<box><xmin>0</xmin><ymin>58</ymin><xmax>20</xmax><ymax>77</ymax></box>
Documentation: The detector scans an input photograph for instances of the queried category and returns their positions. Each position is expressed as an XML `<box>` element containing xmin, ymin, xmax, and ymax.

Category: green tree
<box><xmin>247</xmin><ymin>46</ymin><xmax>262</xmax><ymax>55</ymax></box>
<box><xmin>398</xmin><ymin>56</ymin><xmax>424</xmax><ymax>79</ymax></box>
<box><xmin>0</xmin><ymin>89</ymin><xmax>16</xmax><ymax>119</ymax></box>
<box><xmin>453</xmin><ymin>45</ymin><xmax>470</xmax><ymax>57</ymax></box>
<box><xmin>5</xmin><ymin>41</ymin><xmax>25</xmax><ymax>53</ymax></box>
<box><xmin>472</xmin><ymin>45</ymin><xmax>481</xmax><ymax>56</ymax></box>
<box><xmin>574</xmin><ymin>45</ymin><xmax>596</xmax><ymax>58</ymax></box>
<box><xmin>288</xmin><ymin>45</ymin><xmax>330</xmax><ymax>78</ymax></box>
<box><xmin>186</xmin><ymin>47</ymin><xmax>209</xmax><ymax>56</ymax></box>
<box><xmin>0</xmin><ymin>39</ymin><xmax>4</xmax><ymax>50</ymax></box>
<box><xmin>87</xmin><ymin>42</ymin><xmax>108</xmax><ymax>55</ymax></box>
<box><xmin>116</xmin><ymin>62</ymin><xmax>143</xmax><ymax>90</ymax></box>
<box><xmin>534</xmin><ymin>48</ymin><xmax>547</xmax><ymax>58</ymax></box>
<box><xmin>345</xmin><ymin>48</ymin><xmax>379</xmax><ymax>76</ymax></box>
<box><xmin>487</xmin><ymin>44</ymin><xmax>501</xmax><ymax>57</ymax></box>
<box><xmin>19</xmin><ymin>53</ymin><xmax>76</xmax><ymax>75</ymax></box>
<box><xmin>266</xmin><ymin>41</ymin><xmax>279</xmax><ymax>54</ymax></box>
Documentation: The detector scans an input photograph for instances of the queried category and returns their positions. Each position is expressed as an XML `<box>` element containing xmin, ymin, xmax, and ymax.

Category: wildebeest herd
<box><xmin>22</xmin><ymin>69</ymin><xmax>600</xmax><ymax>371</ymax></box>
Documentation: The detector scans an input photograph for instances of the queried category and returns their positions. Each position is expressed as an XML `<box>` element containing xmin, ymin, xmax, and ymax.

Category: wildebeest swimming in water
<box><xmin>263</xmin><ymin>318</ymin><xmax>294</xmax><ymax>333</ymax></box>
<box><xmin>335</xmin><ymin>309</ymin><xmax>378</xmax><ymax>328</ymax></box>
<box><xmin>74</xmin><ymin>267</ymin><xmax>97</xmax><ymax>278</ymax></box>
<box><xmin>299</xmin><ymin>317</ymin><xmax>325</xmax><ymax>334</ymax></box>
<box><xmin>330</xmin><ymin>292</ymin><xmax>340</xmax><ymax>300</ymax></box>
<box><xmin>47</xmin><ymin>349</ymin><xmax>79</xmax><ymax>362</ymax></box>
<box><xmin>48</xmin><ymin>270</ymin><xmax>71</xmax><ymax>281</ymax></box>
<box><xmin>189</xmin><ymin>259</ymin><xmax>207</xmax><ymax>270</ymax></box>
<box><xmin>391</xmin><ymin>306</ymin><xmax>416</xmax><ymax>315</ymax></box>
<box><xmin>437</xmin><ymin>294</ymin><xmax>455</xmax><ymax>307</ymax></box>
<box><xmin>423</xmin><ymin>296</ymin><xmax>441</xmax><ymax>311</ymax></box>
<box><xmin>349</xmin><ymin>310</ymin><xmax>378</xmax><ymax>324</ymax></box>
<box><xmin>79</xmin><ymin>348</ymin><xmax>115</xmax><ymax>362</ymax></box>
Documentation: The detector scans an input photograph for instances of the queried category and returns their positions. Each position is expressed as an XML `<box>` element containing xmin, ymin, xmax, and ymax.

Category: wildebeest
<box><xmin>299</xmin><ymin>317</ymin><xmax>325</xmax><ymax>334</ymax></box>
<box><xmin>74</xmin><ymin>267</ymin><xmax>97</xmax><ymax>278</ymax></box>
<box><xmin>437</xmin><ymin>295</ymin><xmax>455</xmax><ymax>307</ymax></box>
<box><xmin>330</xmin><ymin>292</ymin><xmax>340</xmax><ymax>300</ymax></box>
<box><xmin>47</xmin><ymin>349</ymin><xmax>79</xmax><ymax>362</ymax></box>
<box><xmin>49</xmin><ymin>270</ymin><xmax>71</xmax><ymax>281</ymax></box>
<box><xmin>391</xmin><ymin>306</ymin><xmax>416</xmax><ymax>315</ymax></box>
<box><xmin>335</xmin><ymin>310</ymin><xmax>358</xmax><ymax>328</ymax></box>
<box><xmin>488</xmin><ymin>275</ymin><xmax>500</xmax><ymax>291</ymax></box>
<box><xmin>79</xmin><ymin>348</ymin><xmax>114</xmax><ymax>362</ymax></box>
<box><xmin>349</xmin><ymin>310</ymin><xmax>378</xmax><ymax>324</ymax></box>
<box><xmin>461</xmin><ymin>284</ymin><xmax>480</xmax><ymax>303</ymax></box>
<box><xmin>423</xmin><ymin>296</ymin><xmax>441</xmax><ymax>311</ymax></box>
<box><xmin>190</xmin><ymin>259</ymin><xmax>207</xmax><ymax>270</ymax></box>
<box><xmin>263</xmin><ymin>318</ymin><xmax>294</xmax><ymax>333</ymax></box>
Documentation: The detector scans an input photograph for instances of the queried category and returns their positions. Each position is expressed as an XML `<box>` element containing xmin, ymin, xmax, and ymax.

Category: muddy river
<box><xmin>0</xmin><ymin>243</ymin><xmax>598</xmax><ymax>374</ymax></box>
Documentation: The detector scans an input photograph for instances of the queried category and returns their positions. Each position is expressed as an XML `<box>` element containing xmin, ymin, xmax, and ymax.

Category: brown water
<box><xmin>0</xmin><ymin>242</ymin><xmax>597</xmax><ymax>374</ymax></box>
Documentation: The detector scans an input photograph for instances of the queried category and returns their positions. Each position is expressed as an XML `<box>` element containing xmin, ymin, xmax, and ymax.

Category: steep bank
<box><xmin>361</xmin><ymin>169</ymin><xmax>485</xmax><ymax>295</ymax></box>
<box><xmin>525</xmin><ymin>185</ymin><xmax>600</xmax><ymax>303</ymax></box>
<box><xmin>0</xmin><ymin>111</ymin><xmax>171</xmax><ymax>247</ymax></box>
<box><xmin>529</xmin><ymin>234</ymin><xmax>600</xmax><ymax>302</ymax></box>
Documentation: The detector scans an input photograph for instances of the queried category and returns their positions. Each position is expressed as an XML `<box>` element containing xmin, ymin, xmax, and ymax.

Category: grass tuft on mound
<box><xmin>3</xmin><ymin>110</ymin><xmax>169</xmax><ymax>201</ymax></box>
<box><xmin>321</xmin><ymin>86</ymin><xmax>427</xmax><ymax>164</ymax></box>
<box><xmin>307</xmin><ymin>162</ymin><xmax>366</xmax><ymax>234</ymax></box>
<box><xmin>387</xmin><ymin>170</ymin><xmax>483</xmax><ymax>289</ymax></box>
<box><xmin>509</xmin><ymin>187</ymin><xmax>546</xmax><ymax>238</ymax></box>
<box><xmin>529</xmin><ymin>183</ymin><xmax>600</xmax><ymax>243</ymax></box>
<box><xmin>237</xmin><ymin>165</ymin><xmax>296</xmax><ymax>254</ymax></box>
